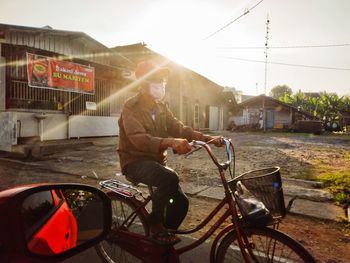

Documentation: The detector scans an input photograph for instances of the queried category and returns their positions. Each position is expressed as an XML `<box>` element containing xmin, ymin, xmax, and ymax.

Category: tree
<box><xmin>279</xmin><ymin>90</ymin><xmax>350</xmax><ymax>131</ymax></box>
<box><xmin>270</xmin><ymin>85</ymin><xmax>292</xmax><ymax>99</ymax></box>
<box><xmin>318</xmin><ymin>92</ymin><xmax>343</xmax><ymax>131</ymax></box>
<box><xmin>339</xmin><ymin>96</ymin><xmax>350</xmax><ymax>112</ymax></box>
<box><xmin>280</xmin><ymin>90</ymin><xmax>307</xmax><ymax>111</ymax></box>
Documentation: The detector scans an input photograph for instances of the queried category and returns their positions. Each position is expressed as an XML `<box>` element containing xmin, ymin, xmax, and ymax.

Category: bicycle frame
<box><xmin>103</xmin><ymin>188</ymin><xmax>240</xmax><ymax>263</ymax></box>
<box><xmin>177</xmin><ymin>140</ymin><xmax>255</xmax><ymax>262</ymax></box>
<box><xmin>100</xmin><ymin>138</ymin><xmax>258</xmax><ymax>263</ymax></box>
<box><xmin>107</xmin><ymin>229</ymin><xmax>180</xmax><ymax>263</ymax></box>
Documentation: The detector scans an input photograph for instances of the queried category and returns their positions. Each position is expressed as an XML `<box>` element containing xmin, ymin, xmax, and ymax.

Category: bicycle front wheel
<box><xmin>95</xmin><ymin>193</ymin><xmax>149</xmax><ymax>263</ymax></box>
<box><xmin>216</xmin><ymin>226</ymin><xmax>316</xmax><ymax>263</ymax></box>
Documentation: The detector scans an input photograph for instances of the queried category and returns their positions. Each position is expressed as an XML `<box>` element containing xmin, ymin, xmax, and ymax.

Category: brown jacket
<box><xmin>118</xmin><ymin>93</ymin><xmax>208</xmax><ymax>171</ymax></box>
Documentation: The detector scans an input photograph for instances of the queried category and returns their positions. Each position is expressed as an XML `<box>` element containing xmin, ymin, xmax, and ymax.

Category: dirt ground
<box><xmin>0</xmin><ymin>131</ymin><xmax>349</xmax><ymax>262</ymax></box>
<box><xmin>168</xmin><ymin>131</ymin><xmax>350</xmax><ymax>186</ymax></box>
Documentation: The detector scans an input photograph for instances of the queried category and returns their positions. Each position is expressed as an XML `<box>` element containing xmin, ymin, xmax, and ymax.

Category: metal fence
<box><xmin>8</xmin><ymin>79</ymin><xmax>111</xmax><ymax>116</ymax></box>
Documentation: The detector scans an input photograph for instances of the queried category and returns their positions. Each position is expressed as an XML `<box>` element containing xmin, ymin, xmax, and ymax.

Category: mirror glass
<box><xmin>21</xmin><ymin>188</ymin><xmax>104</xmax><ymax>256</ymax></box>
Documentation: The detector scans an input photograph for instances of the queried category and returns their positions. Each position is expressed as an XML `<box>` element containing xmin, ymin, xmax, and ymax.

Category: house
<box><xmin>0</xmin><ymin>23</ymin><xmax>130</xmax><ymax>151</ymax></box>
<box><xmin>111</xmin><ymin>43</ymin><xmax>237</xmax><ymax>131</ymax></box>
<box><xmin>231</xmin><ymin>94</ymin><xmax>317</xmax><ymax>131</ymax></box>
<box><xmin>241</xmin><ymin>94</ymin><xmax>255</xmax><ymax>102</ymax></box>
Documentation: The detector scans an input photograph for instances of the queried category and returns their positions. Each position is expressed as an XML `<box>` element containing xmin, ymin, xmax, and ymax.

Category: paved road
<box><xmin>63</xmin><ymin>236</ymin><xmax>212</xmax><ymax>263</ymax></box>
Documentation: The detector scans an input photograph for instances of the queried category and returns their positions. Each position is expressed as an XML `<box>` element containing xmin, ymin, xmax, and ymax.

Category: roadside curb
<box><xmin>10</xmin><ymin>140</ymin><xmax>94</xmax><ymax>158</ymax></box>
<box><xmin>136</xmin><ymin>182</ymin><xmax>347</xmax><ymax>222</ymax></box>
<box><xmin>284</xmin><ymin>195</ymin><xmax>345</xmax><ymax>221</ymax></box>
<box><xmin>53</xmin><ymin>166</ymin><xmax>350</xmax><ymax>222</ymax></box>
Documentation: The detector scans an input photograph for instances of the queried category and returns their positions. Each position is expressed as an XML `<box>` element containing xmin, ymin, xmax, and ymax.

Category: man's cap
<box><xmin>135</xmin><ymin>61</ymin><xmax>169</xmax><ymax>81</ymax></box>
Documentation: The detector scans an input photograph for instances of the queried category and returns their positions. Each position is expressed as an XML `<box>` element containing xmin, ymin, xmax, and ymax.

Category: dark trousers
<box><xmin>124</xmin><ymin>160</ymin><xmax>187</xmax><ymax>225</ymax></box>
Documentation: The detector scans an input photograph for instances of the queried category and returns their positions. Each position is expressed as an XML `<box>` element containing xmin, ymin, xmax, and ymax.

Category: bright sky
<box><xmin>1</xmin><ymin>0</ymin><xmax>350</xmax><ymax>96</ymax></box>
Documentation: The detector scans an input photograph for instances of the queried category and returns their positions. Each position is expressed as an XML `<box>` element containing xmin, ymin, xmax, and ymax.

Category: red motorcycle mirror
<box><xmin>0</xmin><ymin>184</ymin><xmax>111</xmax><ymax>262</ymax></box>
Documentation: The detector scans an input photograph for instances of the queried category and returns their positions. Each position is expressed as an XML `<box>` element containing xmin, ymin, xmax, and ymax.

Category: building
<box><xmin>112</xmin><ymin>43</ymin><xmax>237</xmax><ymax>131</ymax></box>
<box><xmin>231</xmin><ymin>94</ymin><xmax>317</xmax><ymax>131</ymax></box>
<box><xmin>0</xmin><ymin>23</ymin><xmax>129</xmax><ymax>151</ymax></box>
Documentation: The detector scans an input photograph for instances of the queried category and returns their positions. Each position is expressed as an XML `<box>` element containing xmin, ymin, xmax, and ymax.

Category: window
<box><xmin>21</xmin><ymin>190</ymin><xmax>55</xmax><ymax>239</ymax></box>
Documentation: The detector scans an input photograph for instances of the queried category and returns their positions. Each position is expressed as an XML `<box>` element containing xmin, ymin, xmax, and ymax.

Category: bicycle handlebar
<box><xmin>187</xmin><ymin>137</ymin><xmax>234</xmax><ymax>172</ymax></box>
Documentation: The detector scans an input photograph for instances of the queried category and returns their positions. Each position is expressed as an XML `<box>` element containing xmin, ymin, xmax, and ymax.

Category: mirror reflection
<box><xmin>21</xmin><ymin>188</ymin><xmax>104</xmax><ymax>256</ymax></box>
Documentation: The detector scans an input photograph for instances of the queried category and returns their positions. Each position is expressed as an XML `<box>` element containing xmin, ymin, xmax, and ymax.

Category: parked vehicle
<box><xmin>23</xmin><ymin>189</ymin><xmax>78</xmax><ymax>255</ymax></box>
<box><xmin>0</xmin><ymin>184</ymin><xmax>111</xmax><ymax>262</ymax></box>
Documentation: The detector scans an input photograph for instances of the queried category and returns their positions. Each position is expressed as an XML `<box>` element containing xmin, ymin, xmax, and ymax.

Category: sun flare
<box><xmin>131</xmin><ymin>1</ymin><xmax>221</xmax><ymax>70</ymax></box>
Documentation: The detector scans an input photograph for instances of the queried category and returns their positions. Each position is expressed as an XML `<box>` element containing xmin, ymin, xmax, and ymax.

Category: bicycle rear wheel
<box><xmin>95</xmin><ymin>193</ymin><xmax>149</xmax><ymax>263</ymax></box>
<box><xmin>216</xmin><ymin>226</ymin><xmax>316</xmax><ymax>263</ymax></box>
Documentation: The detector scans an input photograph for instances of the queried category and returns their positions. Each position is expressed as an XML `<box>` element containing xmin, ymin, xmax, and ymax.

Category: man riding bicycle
<box><xmin>117</xmin><ymin>61</ymin><xmax>223</xmax><ymax>245</ymax></box>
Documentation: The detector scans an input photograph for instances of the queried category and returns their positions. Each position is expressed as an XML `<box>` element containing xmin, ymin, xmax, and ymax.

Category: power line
<box><xmin>219</xmin><ymin>56</ymin><xmax>350</xmax><ymax>71</ymax></box>
<box><xmin>204</xmin><ymin>0</ymin><xmax>264</xmax><ymax>40</ymax></box>
<box><xmin>217</xmin><ymin>43</ymin><xmax>350</xmax><ymax>49</ymax></box>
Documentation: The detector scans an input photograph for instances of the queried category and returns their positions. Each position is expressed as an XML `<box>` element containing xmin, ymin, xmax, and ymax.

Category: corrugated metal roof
<box><xmin>0</xmin><ymin>23</ymin><xmax>108</xmax><ymax>50</ymax></box>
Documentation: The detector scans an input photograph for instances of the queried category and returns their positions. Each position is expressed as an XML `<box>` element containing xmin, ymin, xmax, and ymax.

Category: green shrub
<box><xmin>318</xmin><ymin>171</ymin><xmax>350</xmax><ymax>205</ymax></box>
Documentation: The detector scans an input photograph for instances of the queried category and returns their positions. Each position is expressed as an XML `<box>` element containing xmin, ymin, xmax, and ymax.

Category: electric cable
<box><xmin>217</xmin><ymin>43</ymin><xmax>350</xmax><ymax>49</ymax></box>
<box><xmin>218</xmin><ymin>56</ymin><xmax>350</xmax><ymax>71</ymax></box>
<box><xmin>204</xmin><ymin>0</ymin><xmax>264</xmax><ymax>40</ymax></box>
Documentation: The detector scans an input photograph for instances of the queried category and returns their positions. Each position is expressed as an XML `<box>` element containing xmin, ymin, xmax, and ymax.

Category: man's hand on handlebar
<box><xmin>172</xmin><ymin>138</ymin><xmax>192</xmax><ymax>154</ymax></box>
<box><xmin>206</xmin><ymin>136</ymin><xmax>225</xmax><ymax>147</ymax></box>
<box><xmin>161</xmin><ymin>138</ymin><xmax>192</xmax><ymax>154</ymax></box>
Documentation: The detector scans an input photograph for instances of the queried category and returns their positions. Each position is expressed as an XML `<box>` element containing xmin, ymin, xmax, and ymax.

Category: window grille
<box><xmin>8</xmin><ymin>79</ymin><xmax>112</xmax><ymax>116</ymax></box>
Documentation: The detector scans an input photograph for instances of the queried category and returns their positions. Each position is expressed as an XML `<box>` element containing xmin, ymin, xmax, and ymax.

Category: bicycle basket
<box><xmin>228</xmin><ymin>167</ymin><xmax>286</xmax><ymax>218</ymax></box>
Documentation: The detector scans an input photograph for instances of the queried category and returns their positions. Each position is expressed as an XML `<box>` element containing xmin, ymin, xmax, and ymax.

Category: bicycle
<box><xmin>95</xmin><ymin>138</ymin><xmax>317</xmax><ymax>263</ymax></box>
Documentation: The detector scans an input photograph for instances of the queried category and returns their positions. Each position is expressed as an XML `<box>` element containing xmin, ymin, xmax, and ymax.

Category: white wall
<box><xmin>68</xmin><ymin>115</ymin><xmax>119</xmax><ymax>138</ymax></box>
<box><xmin>15</xmin><ymin>112</ymin><xmax>68</xmax><ymax>140</ymax></box>
<box><xmin>41</xmin><ymin>113</ymin><xmax>68</xmax><ymax>140</ymax></box>
<box><xmin>5</xmin><ymin>112</ymin><xmax>119</xmax><ymax>142</ymax></box>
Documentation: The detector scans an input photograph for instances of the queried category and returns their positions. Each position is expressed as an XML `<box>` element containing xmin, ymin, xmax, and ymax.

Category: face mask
<box><xmin>149</xmin><ymin>82</ymin><xmax>166</xmax><ymax>100</ymax></box>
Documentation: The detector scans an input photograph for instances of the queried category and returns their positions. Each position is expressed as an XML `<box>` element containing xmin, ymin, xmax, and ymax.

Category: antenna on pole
<box><xmin>264</xmin><ymin>14</ymin><xmax>270</xmax><ymax>95</ymax></box>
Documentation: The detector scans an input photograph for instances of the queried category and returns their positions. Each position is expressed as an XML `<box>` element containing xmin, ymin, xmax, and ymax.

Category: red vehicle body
<box><xmin>25</xmin><ymin>189</ymin><xmax>78</xmax><ymax>255</ymax></box>
<box><xmin>0</xmin><ymin>183</ymin><xmax>111</xmax><ymax>263</ymax></box>
<box><xmin>0</xmin><ymin>184</ymin><xmax>78</xmax><ymax>256</ymax></box>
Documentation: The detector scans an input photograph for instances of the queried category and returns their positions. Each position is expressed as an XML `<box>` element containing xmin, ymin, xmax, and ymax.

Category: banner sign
<box><xmin>27</xmin><ymin>53</ymin><xmax>95</xmax><ymax>94</ymax></box>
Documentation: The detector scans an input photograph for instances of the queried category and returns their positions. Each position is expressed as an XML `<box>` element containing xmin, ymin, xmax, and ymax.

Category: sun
<box><xmin>129</xmin><ymin>1</ymin><xmax>220</xmax><ymax>69</ymax></box>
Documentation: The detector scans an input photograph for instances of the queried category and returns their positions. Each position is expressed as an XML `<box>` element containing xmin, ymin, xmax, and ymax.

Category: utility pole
<box><xmin>264</xmin><ymin>14</ymin><xmax>270</xmax><ymax>95</ymax></box>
